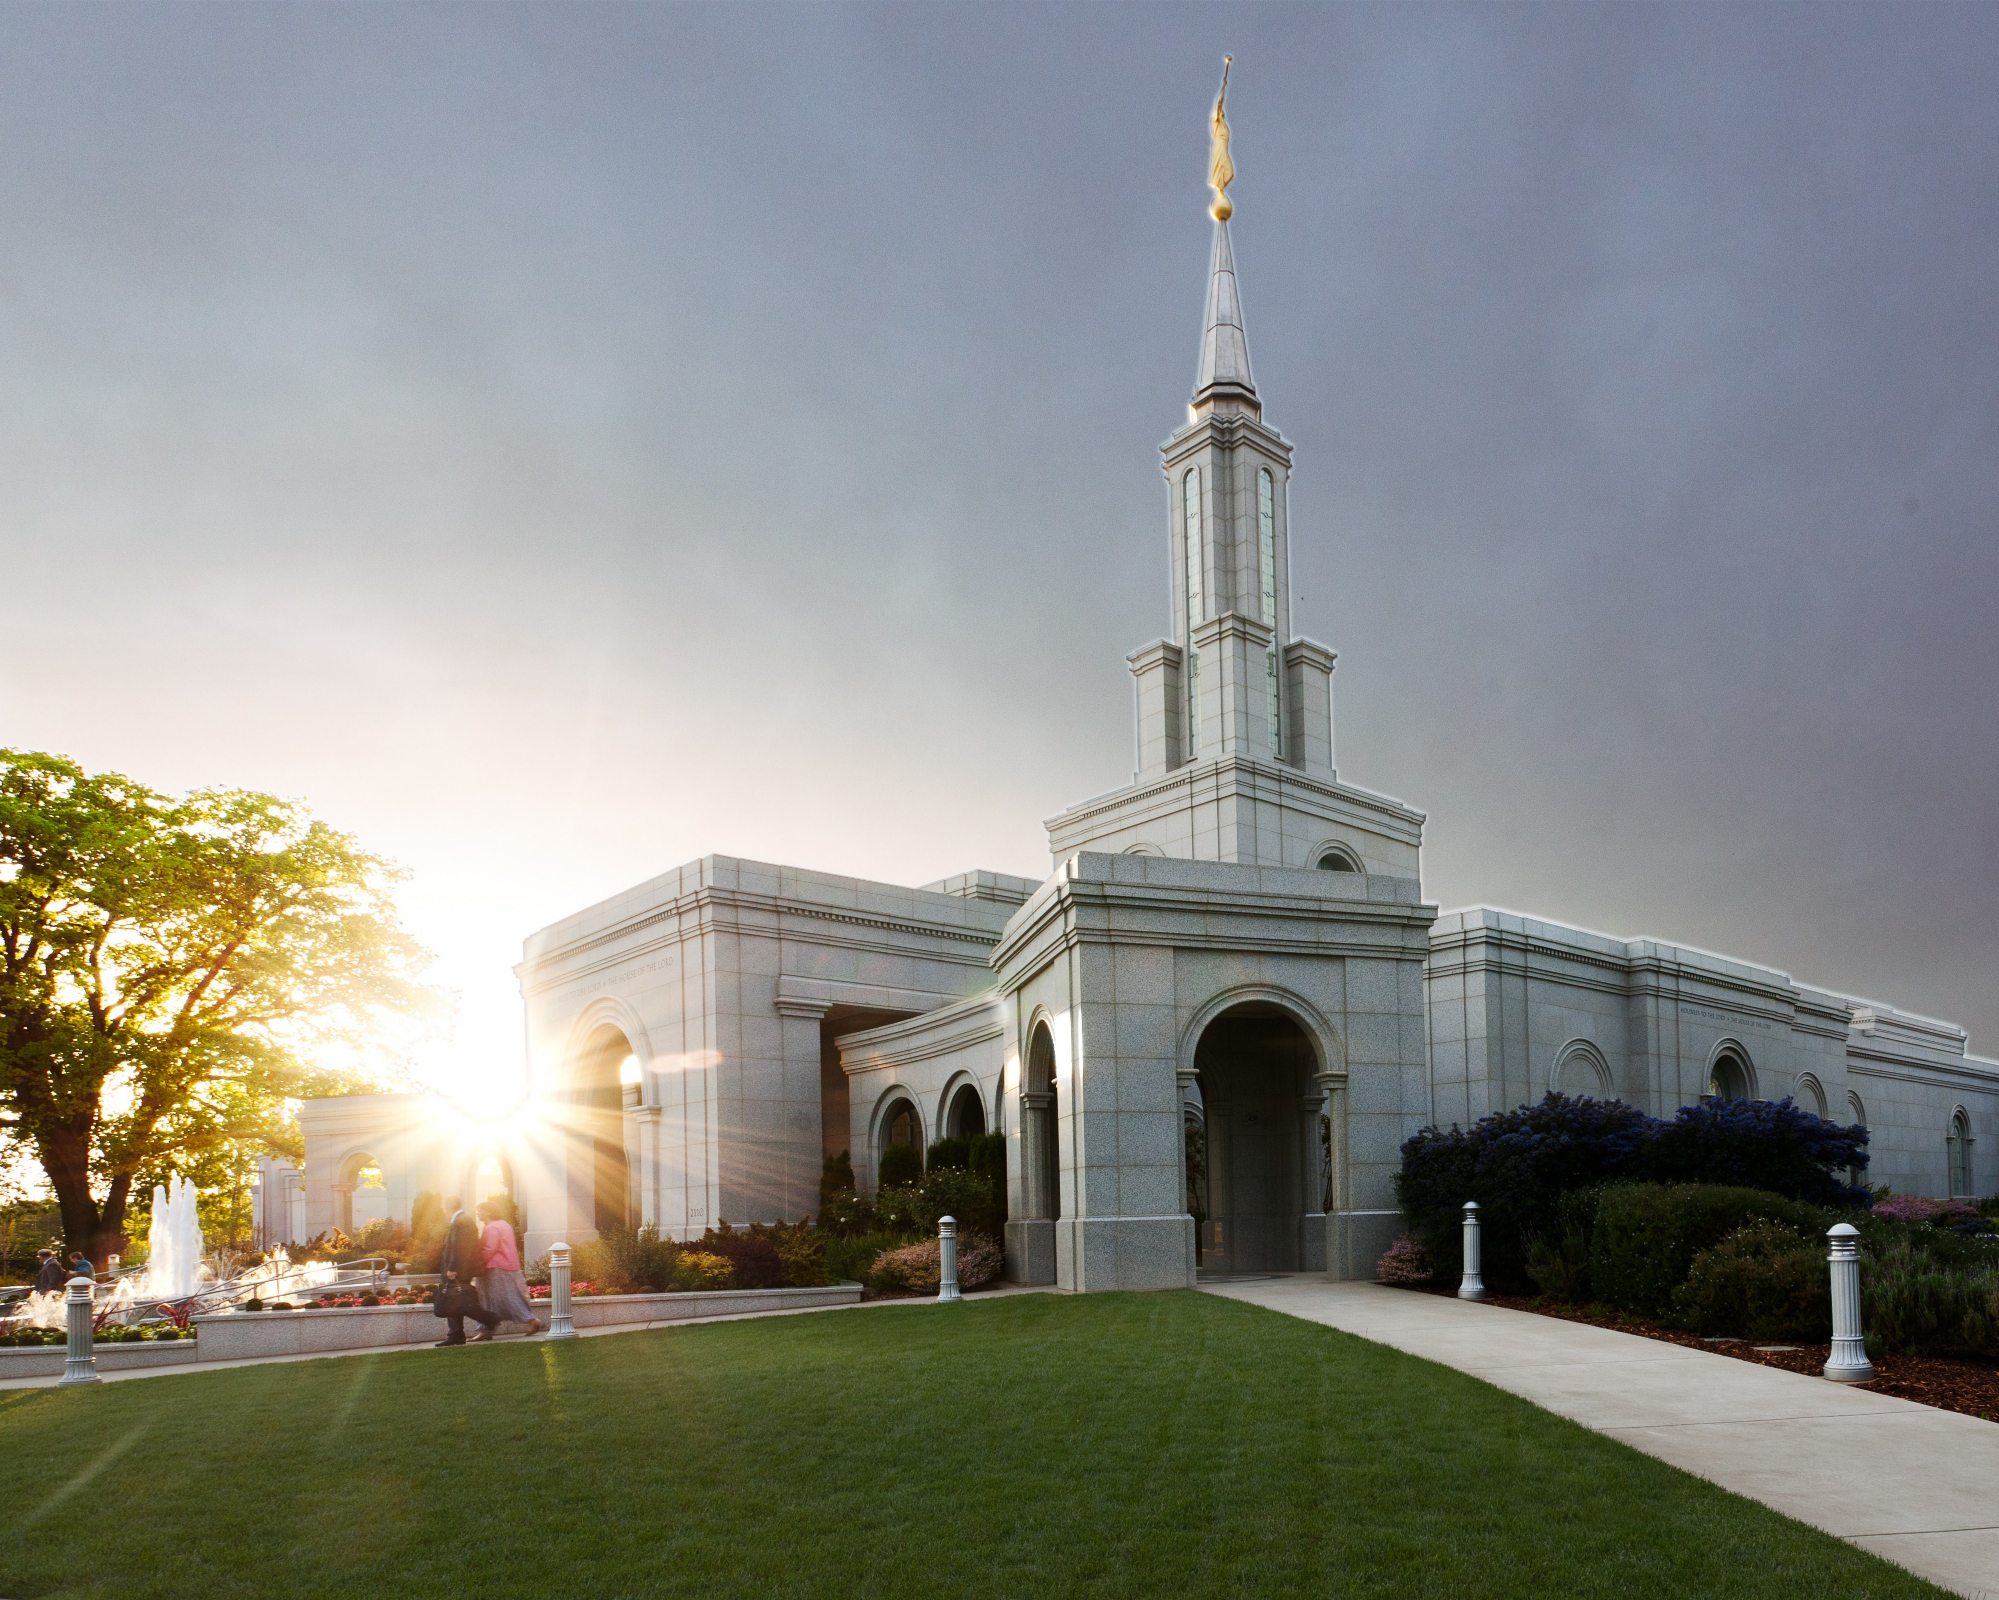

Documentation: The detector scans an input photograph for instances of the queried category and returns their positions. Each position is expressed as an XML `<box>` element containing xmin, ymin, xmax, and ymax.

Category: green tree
<box><xmin>0</xmin><ymin>750</ymin><xmax>441</xmax><ymax>1261</ymax></box>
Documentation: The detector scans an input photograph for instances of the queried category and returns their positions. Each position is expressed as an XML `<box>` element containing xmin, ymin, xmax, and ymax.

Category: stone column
<box><xmin>1315</xmin><ymin>1071</ymin><xmax>1351</xmax><ymax>1277</ymax></box>
<box><xmin>1283</xmin><ymin>639</ymin><xmax>1336</xmax><ymax>778</ymax></box>
<box><xmin>1006</xmin><ymin>1089</ymin><xmax>1057</xmax><ymax>1285</ymax></box>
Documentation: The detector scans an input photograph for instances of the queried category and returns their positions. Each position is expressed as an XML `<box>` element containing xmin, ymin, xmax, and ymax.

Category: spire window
<box><xmin>1258</xmin><ymin>467</ymin><xmax>1280</xmax><ymax>756</ymax></box>
<box><xmin>1183</xmin><ymin>468</ymin><xmax>1203</xmax><ymax>755</ymax></box>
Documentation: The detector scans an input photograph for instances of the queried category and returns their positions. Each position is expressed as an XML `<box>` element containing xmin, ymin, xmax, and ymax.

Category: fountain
<box><xmin>146</xmin><ymin>1174</ymin><xmax>205</xmax><ymax>1300</ymax></box>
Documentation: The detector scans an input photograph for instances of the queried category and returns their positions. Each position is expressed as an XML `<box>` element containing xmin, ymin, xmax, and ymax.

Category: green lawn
<box><xmin>0</xmin><ymin>1292</ymin><xmax>1946</xmax><ymax>1599</ymax></box>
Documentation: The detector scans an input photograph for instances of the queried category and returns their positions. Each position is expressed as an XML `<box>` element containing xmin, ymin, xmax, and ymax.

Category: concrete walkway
<box><xmin>1200</xmin><ymin>1276</ymin><xmax>1999</xmax><ymax>1600</ymax></box>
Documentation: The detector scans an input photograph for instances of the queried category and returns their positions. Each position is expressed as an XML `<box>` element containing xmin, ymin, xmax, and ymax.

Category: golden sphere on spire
<box><xmin>1210</xmin><ymin>196</ymin><xmax>1233</xmax><ymax>222</ymax></box>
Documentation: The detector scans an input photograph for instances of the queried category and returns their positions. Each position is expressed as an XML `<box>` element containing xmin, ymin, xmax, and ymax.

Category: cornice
<box><xmin>518</xmin><ymin>883</ymin><xmax>1000</xmax><ymax>988</ymax></box>
<box><xmin>1046</xmin><ymin>755</ymin><xmax>1425</xmax><ymax>839</ymax></box>
<box><xmin>991</xmin><ymin>872</ymin><xmax>1435</xmax><ymax>979</ymax></box>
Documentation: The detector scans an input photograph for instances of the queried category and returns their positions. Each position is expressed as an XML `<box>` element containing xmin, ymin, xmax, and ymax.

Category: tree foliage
<box><xmin>0</xmin><ymin>749</ymin><xmax>441</xmax><ymax>1258</ymax></box>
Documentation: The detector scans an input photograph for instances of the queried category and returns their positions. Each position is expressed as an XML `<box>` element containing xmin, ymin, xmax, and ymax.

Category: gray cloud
<box><xmin>1</xmin><ymin>2</ymin><xmax>1993</xmax><ymax>1072</ymax></box>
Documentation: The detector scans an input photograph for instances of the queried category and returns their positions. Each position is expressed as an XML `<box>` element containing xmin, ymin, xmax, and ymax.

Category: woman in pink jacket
<box><xmin>472</xmin><ymin>1199</ymin><xmax>545</xmax><ymax>1340</ymax></box>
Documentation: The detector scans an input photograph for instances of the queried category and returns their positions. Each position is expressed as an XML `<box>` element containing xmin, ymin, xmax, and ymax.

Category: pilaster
<box><xmin>1128</xmin><ymin>640</ymin><xmax>1184</xmax><ymax>781</ymax></box>
<box><xmin>1284</xmin><ymin>639</ymin><xmax>1336</xmax><ymax>779</ymax></box>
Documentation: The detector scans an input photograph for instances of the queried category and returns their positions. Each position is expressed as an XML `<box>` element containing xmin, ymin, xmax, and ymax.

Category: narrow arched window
<box><xmin>1948</xmin><ymin>1110</ymin><xmax>1973</xmax><ymax>1199</ymax></box>
<box><xmin>1183</xmin><ymin>467</ymin><xmax>1203</xmax><ymax>756</ymax></box>
<box><xmin>1258</xmin><ymin>467</ymin><xmax>1280</xmax><ymax>755</ymax></box>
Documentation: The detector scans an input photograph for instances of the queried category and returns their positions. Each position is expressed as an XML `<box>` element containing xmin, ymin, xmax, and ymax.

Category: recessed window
<box><xmin>1259</xmin><ymin>467</ymin><xmax>1280</xmax><ymax>755</ymax></box>
<box><xmin>1948</xmin><ymin>1109</ymin><xmax>1974</xmax><ymax>1199</ymax></box>
<box><xmin>1184</xmin><ymin>467</ymin><xmax>1203</xmax><ymax>755</ymax></box>
<box><xmin>1316</xmin><ymin>851</ymin><xmax>1359</xmax><ymax>872</ymax></box>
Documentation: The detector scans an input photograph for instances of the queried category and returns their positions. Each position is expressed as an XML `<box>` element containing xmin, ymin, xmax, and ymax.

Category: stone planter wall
<box><xmin>191</xmin><ymin>1281</ymin><xmax>861</xmax><ymax>1362</ymax></box>
<box><xmin>0</xmin><ymin>1340</ymin><xmax>202</xmax><ymax>1380</ymax></box>
<box><xmin>1</xmin><ymin>1283</ymin><xmax>862</xmax><ymax>1379</ymax></box>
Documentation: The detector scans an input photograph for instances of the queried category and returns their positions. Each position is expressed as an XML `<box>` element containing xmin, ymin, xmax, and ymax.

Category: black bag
<box><xmin>432</xmin><ymin>1280</ymin><xmax>470</xmax><ymax>1319</ymax></box>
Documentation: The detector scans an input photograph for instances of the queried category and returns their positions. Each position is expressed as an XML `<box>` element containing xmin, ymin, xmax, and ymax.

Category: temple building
<box><xmin>282</xmin><ymin>113</ymin><xmax>1999</xmax><ymax>1281</ymax></box>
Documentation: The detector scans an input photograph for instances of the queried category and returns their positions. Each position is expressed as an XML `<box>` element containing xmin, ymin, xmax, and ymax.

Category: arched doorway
<box><xmin>1191</xmin><ymin>1003</ymin><xmax>1319</xmax><ymax>1273</ymax></box>
<box><xmin>571</xmin><ymin>1026</ymin><xmax>636</xmax><ymax>1234</ymax></box>
<box><xmin>945</xmin><ymin>1083</ymin><xmax>986</xmax><ymax>1140</ymax></box>
<box><xmin>1024</xmin><ymin>1022</ymin><xmax>1060</xmax><ymax>1223</ymax></box>
<box><xmin>1708</xmin><ymin>1047</ymin><xmax>1754</xmax><ymax>1103</ymax></box>
<box><xmin>334</xmin><ymin>1153</ymin><xmax>383</xmax><ymax>1236</ymax></box>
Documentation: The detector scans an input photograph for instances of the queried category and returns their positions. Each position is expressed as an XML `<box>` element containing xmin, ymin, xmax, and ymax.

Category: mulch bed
<box><xmin>1411</xmin><ymin>1284</ymin><xmax>1999</xmax><ymax>1423</ymax></box>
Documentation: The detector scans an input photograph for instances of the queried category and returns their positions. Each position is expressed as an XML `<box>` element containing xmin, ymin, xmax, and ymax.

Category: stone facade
<box><xmin>289</xmin><ymin>208</ymin><xmax>1999</xmax><ymax>1279</ymax></box>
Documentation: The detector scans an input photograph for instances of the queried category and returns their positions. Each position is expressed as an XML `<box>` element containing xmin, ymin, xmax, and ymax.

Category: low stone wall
<box><xmin>0</xmin><ymin>1283</ymin><xmax>863</xmax><ymax>1379</ymax></box>
<box><xmin>191</xmin><ymin>1281</ymin><xmax>861</xmax><ymax>1362</ymax></box>
<box><xmin>0</xmin><ymin>1340</ymin><xmax>201</xmax><ymax>1380</ymax></box>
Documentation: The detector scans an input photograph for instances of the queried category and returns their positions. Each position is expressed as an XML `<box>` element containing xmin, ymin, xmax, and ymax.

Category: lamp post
<box><xmin>547</xmin><ymin>1242</ymin><xmax>577</xmax><ymax>1340</ymax></box>
<box><xmin>1458</xmin><ymin>1201</ymin><xmax>1487</xmax><ymax>1301</ymax></box>
<box><xmin>1823</xmin><ymin>1222</ymin><xmax>1875</xmax><ymax>1383</ymax></box>
<box><xmin>58</xmin><ymin>1277</ymin><xmax>101</xmax><ymax>1387</ymax></box>
<box><xmin>937</xmin><ymin>1216</ymin><xmax>961</xmax><ymax>1303</ymax></box>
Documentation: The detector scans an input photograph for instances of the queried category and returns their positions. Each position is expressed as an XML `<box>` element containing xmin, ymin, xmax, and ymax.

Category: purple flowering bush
<box><xmin>1375</xmin><ymin>1236</ymin><xmax>1433</xmax><ymax>1285</ymax></box>
<box><xmin>1871</xmin><ymin>1195</ymin><xmax>1986</xmax><ymax>1231</ymax></box>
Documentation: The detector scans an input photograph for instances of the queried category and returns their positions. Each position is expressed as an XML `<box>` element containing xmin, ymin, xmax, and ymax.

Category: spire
<box><xmin>1194</xmin><ymin>220</ymin><xmax>1256</xmax><ymax>405</ymax></box>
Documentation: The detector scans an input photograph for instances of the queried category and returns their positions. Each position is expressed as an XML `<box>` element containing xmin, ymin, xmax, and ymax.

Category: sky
<box><xmin>2</xmin><ymin>2</ymin><xmax>1995</xmax><ymax>1107</ymax></box>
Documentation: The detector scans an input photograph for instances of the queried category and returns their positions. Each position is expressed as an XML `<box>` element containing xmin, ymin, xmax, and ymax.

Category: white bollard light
<box><xmin>1458</xmin><ymin>1201</ymin><xmax>1487</xmax><ymax>1302</ymax></box>
<box><xmin>1823</xmin><ymin>1222</ymin><xmax>1875</xmax><ymax>1383</ymax></box>
<box><xmin>547</xmin><ymin>1242</ymin><xmax>577</xmax><ymax>1340</ymax></box>
<box><xmin>59</xmin><ymin>1276</ymin><xmax>101</xmax><ymax>1388</ymax></box>
<box><xmin>936</xmin><ymin>1215</ymin><xmax>961</xmax><ymax>1304</ymax></box>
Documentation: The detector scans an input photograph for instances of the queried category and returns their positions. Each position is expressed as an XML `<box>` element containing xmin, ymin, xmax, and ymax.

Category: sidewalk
<box><xmin>1200</xmin><ymin>1275</ymin><xmax>1999</xmax><ymax>1600</ymax></box>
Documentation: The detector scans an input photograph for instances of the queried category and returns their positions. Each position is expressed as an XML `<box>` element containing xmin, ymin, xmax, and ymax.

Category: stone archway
<box><xmin>570</xmin><ymin>1024</ymin><xmax>636</xmax><ymax>1235</ymax></box>
<box><xmin>1708</xmin><ymin>1044</ymin><xmax>1755</xmax><ymax>1103</ymax></box>
<box><xmin>944</xmin><ymin>1081</ymin><xmax>987</xmax><ymax>1140</ymax></box>
<box><xmin>1191</xmin><ymin>1002</ymin><xmax>1320</xmax><ymax>1274</ymax></box>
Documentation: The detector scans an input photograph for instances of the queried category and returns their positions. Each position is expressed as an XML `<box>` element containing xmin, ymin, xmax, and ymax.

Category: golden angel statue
<box><xmin>1209</xmin><ymin>57</ymin><xmax>1235</xmax><ymax>221</ymax></box>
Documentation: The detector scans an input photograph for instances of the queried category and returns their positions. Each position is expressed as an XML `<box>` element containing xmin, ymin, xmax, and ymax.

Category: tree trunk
<box><xmin>38</xmin><ymin>1126</ymin><xmax>101</xmax><ymax>1268</ymax></box>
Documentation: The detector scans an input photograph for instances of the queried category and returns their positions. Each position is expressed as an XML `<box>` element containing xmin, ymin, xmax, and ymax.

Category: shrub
<box><xmin>1397</xmin><ymin>1094</ymin><xmax>1658</xmax><ymax>1292</ymax></box>
<box><xmin>1397</xmin><ymin>1093</ymin><xmax>1869</xmax><ymax>1293</ymax></box>
<box><xmin>824</xmin><ymin>1230</ymin><xmax>915</xmax><ymax>1285</ymax></box>
<box><xmin>1590</xmin><ymin>1184</ymin><xmax>1833</xmax><ymax>1321</ymax></box>
<box><xmin>818</xmin><ymin>1189</ymin><xmax>876</xmax><ymax>1237</ymax></box>
<box><xmin>673</xmin><ymin>1251</ymin><xmax>736</xmax><ymax>1291</ymax></box>
<box><xmin>1644</xmin><ymin>1098</ymin><xmax>1870</xmax><ymax>1207</ymax></box>
<box><xmin>926</xmin><ymin>1137</ymin><xmax>969</xmax><ymax>1172</ymax></box>
<box><xmin>1376</xmin><ymin>1236</ymin><xmax>1432</xmax><ymax>1285</ymax></box>
<box><xmin>820</xmin><ymin>1151</ymin><xmax>855</xmax><ymax>1214</ymax></box>
<box><xmin>749</xmin><ymin>1219</ymin><xmax>828</xmax><ymax>1287</ymax></box>
<box><xmin>1861</xmin><ymin>1241</ymin><xmax>1999</xmax><ymax>1358</ymax></box>
<box><xmin>866</xmin><ymin>1231</ymin><xmax>1002</xmax><ymax>1295</ymax></box>
<box><xmin>693</xmin><ymin>1221</ymin><xmax>782</xmax><ymax>1289</ymax></box>
<box><xmin>1671</xmin><ymin>1220</ymin><xmax>1830</xmax><ymax>1339</ymax></box>
<box><xmin>1872</xmin><ymin>1195</ymin><xmax>1987</xmax><ymax>1231</ymax></box>
<box><xmin>574</xmin><ymin>1222</ymin><xmax>684</xmax><ymax>1294</ymax></box>
<box><xmin>878</xmin><ymin>1143</ymin><xmax>924</xmax><ymax>1190</ymax></box>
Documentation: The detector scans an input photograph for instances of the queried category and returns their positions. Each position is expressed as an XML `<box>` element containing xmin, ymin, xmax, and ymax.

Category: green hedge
<box><xmin>1587</xmin><ymin>1184</ymin><xmax>1831</xmax><ymax>1321</ymax></box>
<box><xmin>1670</xmin><ymin>1219</ymin><xmax>1829</xmax><ymax>1341</ymax></box>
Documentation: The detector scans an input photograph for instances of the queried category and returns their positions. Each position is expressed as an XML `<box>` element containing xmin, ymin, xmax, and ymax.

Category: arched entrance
<box><xmin>571</xmin><ymin>1025</ymin><xmax>636</xmax><ymax>1234</ymax></box>
<box><xmin>1024</xmin><ymin>1021</ymin><xmax>1060</xmax><ymax>1223</ymax></box>
<box><xmin>945</xmin><ymin>1082</ymin><xmax>986</xmax><ymax>1139</ymax></box>
<box><xmin>1708</xmin><ymin>1046</ymin><xmax>1754</xmax><ymax>1103</ymax></box>
<box><xmin>1191</xmin><ymin>1003</ymin><xmax>1319</xmax><ymax>1273</ymax></box>
<box><xmin>333</xmin><ymin>1153</ymin><xmax>383</xmax><ymax>1236</ymax></box>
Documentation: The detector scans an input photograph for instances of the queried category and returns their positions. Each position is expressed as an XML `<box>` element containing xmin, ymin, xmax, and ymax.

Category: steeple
<box><xmin>1193</xmin><ymin>221</ymin><xmax>1258</xmax><ymax>413</ymax></box>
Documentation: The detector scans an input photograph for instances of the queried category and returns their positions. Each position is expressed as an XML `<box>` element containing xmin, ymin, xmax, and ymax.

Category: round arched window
<box><xmin>1316</xmin><ymin>850</ymin><xmax>1359</xmax><ymax>872</ymax></box>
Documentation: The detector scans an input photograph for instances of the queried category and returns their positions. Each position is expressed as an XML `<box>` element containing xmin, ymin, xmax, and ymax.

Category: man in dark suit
<box><xmin>33</xmin><ymin>1249</ymin><xmax>65</xmax><ymax>1294</ymax></box>
<box><xmin>434</xmin><ymin>1198</ymin><xmax>500</xmax><ymax>1347</ymax></box>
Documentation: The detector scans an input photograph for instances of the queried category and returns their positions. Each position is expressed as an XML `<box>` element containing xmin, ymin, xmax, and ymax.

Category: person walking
<box><xmin>472</xmin><ymin>1199</ymin><xmax>544</xmax><ymax>1340</ymax></box>
<box><xmin>64</xmin><ymin>1250</ymin><xmax>94</xmax><ymax>1281</ymax></box>
<box><xmin>433</xmin><ymin>1199</ymin><xmax>500</xmax><ymax>1347</ymax></box>
<box><xmin>33</xmin><ymin>1248</ymin><xmax>65</xmax><ymax>1294</ymax></box>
